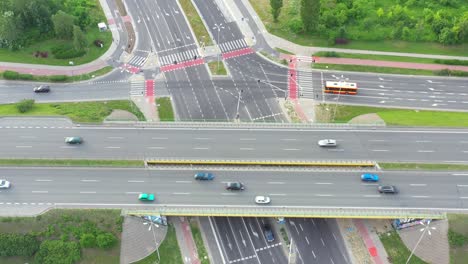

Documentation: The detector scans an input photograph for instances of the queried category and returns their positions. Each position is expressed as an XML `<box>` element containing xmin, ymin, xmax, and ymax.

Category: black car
<box><xmin>378</xmin><ymin>185</ymin><xmax>398</xmax><ymax>194</ymax></box>
<box><xmin>33</xmin><ymin>85</ymin><xmax>50</xmax><ymax>93</ymax></box>
<box><xmin>263</xmin><ymin>224</ymin><xmax>275</xmax><ymax>242</ymax></box>
<box><xmin>225</xmin><ymin>182</ymin><xmax>244</xmax><ymax>190</ymax></box>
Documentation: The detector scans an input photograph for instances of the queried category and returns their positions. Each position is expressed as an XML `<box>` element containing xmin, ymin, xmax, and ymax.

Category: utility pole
<box><xmin>213</xmin><ymin>23</ymin><xmax>224</xmax><ymax>73</ymax></box>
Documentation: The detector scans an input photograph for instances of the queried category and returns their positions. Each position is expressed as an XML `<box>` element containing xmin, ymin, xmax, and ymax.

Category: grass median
<box><xmin>0</xmin><ymin>100</ymin><xmax>145</xmax><ymax>123</ymax></box>
<box><xmin>315</xmin><ymin>104</ymin><xmax>468</xmax><ymax>127</ymax></box>
<box><xmin>156</xmin><ymin>97</ymin><xmax>175</xmax><ymax>121</ymax></box>
<box><xmin>208</xmin><ymin>61</ymin><xmax>227</xmax><ymax>75</ymax></box>
<box><xmin>0</xmin><ymin>159</ymin><xmax>144</xmax><ymax>167</ymax></box>
<box><xmin>190</xmin><ymin>219</ymin><xmax>210</xmax><ymax>264</ymax></box>
<box><xmin>313</xmin><ymin>63</ymin><xmax>436</xmax><ymax>76</ymax></box>
<box><xmin>379</xmin><ymin>163</ymin><xmax>468</xmax><ymax>171</ymax></box>
<box><xmin>179</xmin><ymin>0</ymin><xmax>213</xmax><ymax>46</ymax></box>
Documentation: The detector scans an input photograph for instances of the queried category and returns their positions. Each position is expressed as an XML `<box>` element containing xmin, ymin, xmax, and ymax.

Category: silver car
<box><xmin>255</xmin><ymin>196</ymin><xmax>271</xmax><ymax>204</ymax></box>
<box><xmin>0</xmin><ymin>180</ymin><xmax>11</xmax><ymax>189</ymax></box>
<box><xmin>318</xmin><ymin>139</ymin><xmax>337</xmax><ymax>147</ymax></box>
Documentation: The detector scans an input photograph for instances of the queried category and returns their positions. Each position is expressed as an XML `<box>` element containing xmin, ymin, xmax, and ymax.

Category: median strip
<box><xmin>0</xmin><ymin>159</ymin><xmax>144</xmax><ymax>167</ymax></box>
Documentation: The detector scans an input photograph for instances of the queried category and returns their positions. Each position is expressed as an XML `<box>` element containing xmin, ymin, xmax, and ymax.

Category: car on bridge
<box><xmin>226</xmin><ymin>182</ymin><xmax>244</xmax><ymax>190</ymax></box>
<box><xmin>65</xmin><ymin>137</ymin><xmax>83</xmax><ymax>144</ymax></box>
<box><xmin>255</xmin><ymin>196</ymin><xmax>271</xmax><ymax>204</ymax></box>
<box><xmin>0</xmin><ymin>180</ymin><xmax>11</xmax><ymax>189</ymax></box>
<box><xmin>361</xmin><ymin>173</ymin><xmax>379</xmax><ymax>182</ymax></box>
<box><xmin>138</xmin><ymin>193</ymin><xmax>155</xmax><ymax>201</ymax></box>
<box><xmin>263</xmin><ymin>224</ymin><xmax>275</xmax><ymax>242</ymax></box>
<box><xmin>318</xmin><ymin>139</ymin><xmax>337</xmax><ymax>147</ymax></box>
<box><xmin>378</xmin><ymin>185</ymin><xmax>398</xmax><ymax>194</ymax></box>
<box><xmin>194</xmin><ymin>172</ymin><xmax>214</xmax><ymax>180</ymax></box>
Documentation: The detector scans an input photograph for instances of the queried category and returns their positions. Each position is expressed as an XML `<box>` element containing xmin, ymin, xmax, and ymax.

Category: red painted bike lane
<box><xmin>180</xmin><ymin>219</ymin><xmax>201</xmax><ymax>264</ymax></box>
<box><xmin>288</xmin><ymin>57</ymin><xmax>298</xmax><ymax>100</ymax></box>
<box><xmin>354</xmin><ymin>219</ymin><xmax>385</xmax><ymax>264</ymax></box>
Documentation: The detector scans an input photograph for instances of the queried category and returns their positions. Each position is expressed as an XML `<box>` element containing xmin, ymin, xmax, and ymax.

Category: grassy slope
<box><xmin>313</xmin><ymin>63</ymin><xmax>436</xmax><ymax>76</ymax></box>
<box><xmin>250</xmin><ymin>0</ymin><xmax>468</xmax><ymax>56</ymax></box>
<box><xmin>179</xmin><ymin>0</ymin><xmax>213</xmax><ymax>46</ymax></box>
<box><xmin>190</xmin><ymin>220</ymin><xmax>210</xmax><ymax>264</ymax></box>
<box><xmin>380</xmin><ymin>231</ymin><xmax>428</xmax><ymax>264</ymax></box>
<box><xmin>0</xmin><ymin>100</ymin><xmax>145</xmax><ymax>123</ymax></box>
<box><xmin>448</xmin><ymin>215</ymin><xmax>468</xmax><ymax>264</ymax></box>
<box><xmin>134</xmin><ymin>224</ymin><xmax>183</xmax><ymax>264</ymax></box>
<box><xmin>156</xmin><ymin>97</ymin><xmax>175</xmax><ymax>121</ymax></box>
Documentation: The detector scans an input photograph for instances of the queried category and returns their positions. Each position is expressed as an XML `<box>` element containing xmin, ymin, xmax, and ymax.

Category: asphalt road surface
<box><xmin>1</xmin><ymin>126</ymin><xmax>468</xmax><ymax>163</ymax></box>
<box><xmin>2</xmin><ymin>168</ymin><xmax>468</xmax><ymax>210</ymax></box>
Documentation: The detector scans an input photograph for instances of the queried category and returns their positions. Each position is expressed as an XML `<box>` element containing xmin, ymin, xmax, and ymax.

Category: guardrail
<box><xmin>120</xmin><ymin>205</ymin><xmax>447</xmax><ymax>219</ymax></box>
<box><xmin>146</xmin><ymin>158</ymin><xmax>376</xmax><ymax>167</ymax></box>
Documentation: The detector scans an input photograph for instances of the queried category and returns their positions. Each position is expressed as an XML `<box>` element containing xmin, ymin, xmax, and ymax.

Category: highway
<box><xmin>1</xmin><ymin>126</ymin><xmax>468</xmax><ymax>163</ymax></box>
<box><xmin>2</xmin><ymin>168</ymin><xmax>468</xmax><ymax>210</ymax></box>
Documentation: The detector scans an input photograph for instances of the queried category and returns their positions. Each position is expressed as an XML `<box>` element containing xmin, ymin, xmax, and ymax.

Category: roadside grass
<box><xmin>179</xmin><ymin>0</ymin><xmax>213</xmax><ymax>46</ymax></box>
<box><xmin>134</xmin><ymin>224</ymin><xmax>183</xmax><ymax>264</ymax></box>
<box><xmin>260</xmin><ymin>51</ymin><xmax>288</xmax><ymax>65</ymax></box>
<box><xmin>0</xmin><ymin>27</ymin><xmax>112</xmax><ymax>66</ymax></box>
<box><xmin>313</xmin><ymin>51</ymin><xmax>437</xmax><ymax>64</ymax></box>
<box><xmin>275</xmin><ymin>48</ymin><xmax>295</xmax><ymax>55</ymax></box>
<box><xmin>379</xmin><ymin>163</ymin><xmax>468</xmax><ymax>171</ymax></box>
<box><xmin>208</xmin><ymin>61</ymin><xmax>227</xmax><ymax>75</ymax></box>
<box><xmin>190</xmin><ymin>219</ymin><xmax>210</xmax><ymax>264</ymax></box>
<box><xmin>0</xmin><ymin>66</ymin><xmax>114</xmax><ymax>82</ymax></box>
<box><xmin>0</xmin><ymin>209</ymin><xmax>123</xmax><ymax>264</ymax></box>
<box><xmin>448</xmin><ymin>214</ymin><xmax>468</xmax><ymax>264</ymax></box>
<box><xmin>156</xmin><ymin>97</ymin><xmax>175</xmax><ymax>121</ymax></box>
<box><xmin>313</xmin><ymin>63</ymin><xmax>436</xmax><ymax>76</ymax></box>
<box><xmin>380</xmin><ymin>230</ymin><xmax>428</xmax><ymax>264</ymax></box>
<box><xmin>0</xmin><ymin>100</ymin><xmax>145</xmax><ymax>123</ymax></box>
<box><xmin>249</xmin><ymin>0</ymin><xmax>468</xmax><ymax>56</ymax></box>
<box><xmin>0</xmin><ymin>159</ymin><xmax>144</xmax><ymax>167</ymax></box>
<box><xmin>315</xmin><ymin>104</ymin><xmax>468</xmax><ymax>127</ymax></box>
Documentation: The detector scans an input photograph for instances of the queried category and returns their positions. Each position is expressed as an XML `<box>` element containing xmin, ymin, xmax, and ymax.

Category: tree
<box><xmin>34</xmin><ymin>240</ymin><xmax>81</xmax><ymax>264</ymax></box>
<box><xmin>0</xmin><ymin>10</ymin><xmax>23</xmax><ymax>49</ymax></box>
<box><xmin>301</xmin><ymin>0</ymin><xmax>320</xmax><ymax>32</ymax></box>
<box><xmin>73</xmin><ymin>25</ymin><xmax>87</xmax><ymax>51</ymax></box>
<box><xmin>16</xmin><ymin>99</ymin><xmax>35</xmax><ymax>113</ymax></box>
<box><xmin>79</xmin><ymin>233</ymin><xmax>96</xmax><ymax>248</ymax></box>
<box><xmin>455</xmin><ymin>13</ymin><xmax>468</xmax><ymax>42</ymax></box>
<box><xmin>270</xmin><ymin>0</ymin><xmax>283</xmax><ymax>22</ymax></box>
<box><xmin>52</xmin><ymin>10</ymin><xmax>75</xmax><ymax>39</ymax></box>
<box><xmin>96</xmin><ymin>233</ymin><xmax>117</xmax><ymax>249</ymax></box>
<box><xmin>439</xmin><ymin>27</ymin><xmax>457</xmax><ymax>45</ymax></box>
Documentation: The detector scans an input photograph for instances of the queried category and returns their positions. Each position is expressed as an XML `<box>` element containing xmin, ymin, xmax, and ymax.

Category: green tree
<box><xmin>301</xmin><ymin>0</ymin><xmax>320</xmax><ymax>32</ymax></box>
<box><xmin>79</xmin><ymin>233</ymin><xmax>96</xmax><ymax>248</ymax></box>
<box><xmin>270</xmin><ymin>0</ymin><xmax>283</xmax><ymax>22</ymax></box>
<box><xmin>73</xmin><ymin>25</ymin><xmax>87</xmax><ymax>51</ymax></box>
<box><xmin>0</xmin><ymin>10</ymin><xmax>23</xmax><ymax>49</ymax></box>
<box><xmin>455</xmin><ymin>13</ymin><xmax>468</xmax><ymax>42</ymax></box>
<box><xmin>52</xmin><ymin>10</ymin><xmax>75</xmax><ymax>39</ymax></box>
<box><xmin>439</xmin><ymin>27</ymin><xmax>457</xmax><ymax>44</ymax></box>
<box><xmin>16</xmin><ymin>99</ymin><xmax>35</xmax><ymax>113</ymax></box>
<box><xmin>96</xmin><ymin>233</ymin><xmax>117</xmax><ymax>249</ymax></box>
<box><xmin>35</xmin><ymin>240</ymin><xmax>81</xmax><ymax>264</ymax></box>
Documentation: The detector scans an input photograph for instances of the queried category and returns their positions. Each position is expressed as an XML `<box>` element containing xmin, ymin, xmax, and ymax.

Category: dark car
<box><xmin>226</xmin><ymin>182</ymin><xmax>244</xmax><ymax>190</ymax></box>
<box><xmin>65</xmin><ymin>137</ymin><xmax>83</xmax><ymax>144</ymax></box>
<box><xmin>263</xmin><ymin>224</ymin><xmax>275</xmax><ymax>242</ymax></box>
<box><xmin>194</xmin><ymin>172</ymin><xmax>214</xmax><ymax>180</ymax></box>
<box><xmin>33</xmin><ymin>85</ymin><xmax>50</xmax><ymax>93</ymax></box>
<box><xmin>378</xmin><ymin>185</ymin><xmax>398</xmax><ymax>194</ymax></box>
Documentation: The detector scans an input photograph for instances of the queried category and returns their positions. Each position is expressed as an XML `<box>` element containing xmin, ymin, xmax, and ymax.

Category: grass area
<box><xmin>0</xmin><ymin>27</ymin><xmax>112</xmax><ymax>66</ymax></box>
<box><xmin>448</xmin><ymin>215</ymin><xmax>468</xmax><ymax>264</ymax></box>
<box><xmin>0</xmin><ymin>209</ymin><xmax>123</xmax><ymax>264</ymax></box>
<box><xmin>0</xmin><ymin>66</ymin><xmax>113</xmax><ymax>82</ymax></box>
<box><xmin>156</xmin><ymin>97</ymin><xmax>175</xmax><ymax>121</ymax></box>
<box><xmin>190</xmin><ymin>219</ymin><xmax>210</xmax><ymax>264</ymax></box>
<box><xmin>0</xmin><ymin>100</ymin><xmax>145</xmax><ymax>123</ymax></box>
<box><xmin>275</xmin><ymin>48</ymin><xmax>294</xmax><ymax>55</ymax></box>
<box><xmin>279</xmin><ymin>227</ymin><xmax>290</xmax><ymax>246</ymax></box>
<box><xmin>250</xmin><ymin>0</ymin><xmax>468</xmax><ymax>56</ymax></box>
<box><xmin>313</xmin><ymin>63</ymin><xmax>436</xmax><ymax>76</ymax></box>
<box><xmin>134</xmin><ymin>224</ymin><xmax>183</xmax><ymax>264</ymax></box>
<box><xmin>315</xmin><ymin>104</ymin><xmax>468</xmax><ymax>127</ymax></box>
<box><xmin>179</xmin><ymin>0</ymin><xmax>213</xmax><ymax>46</ymax></box>
<box><xmin>0</xmin><ymin>159</ymin><xmax>144</xmax><ymax>167</ymax></box>
<box><xmin>380</xmin><ymin>163</ymin><xmax>468</xmax><ymax>171</ymax></box>
<box><xmin>313</xmin><ymin>51</ymin><xmax>438</xmax><ymax>64</ymax></box>
<box><xmin>380</xmin><ymin>230</ymin><xmax>428</xmax><ymax>264</ymax></box>
<box><xmin>208</xmin><ymin>61</ymin><xmax>227</xmax><ymax>75</ymax></box>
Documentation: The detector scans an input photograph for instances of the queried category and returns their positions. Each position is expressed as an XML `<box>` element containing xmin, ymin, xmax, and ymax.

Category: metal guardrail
<box><xmin>146</xmin><ymin>158</ymin><xmax>376</xmax><ymax>167</ymax></box>
<box><xmin>121</xmin><ymin>206</ymin><xmax>447</xmax><ymax>219</ymax></box>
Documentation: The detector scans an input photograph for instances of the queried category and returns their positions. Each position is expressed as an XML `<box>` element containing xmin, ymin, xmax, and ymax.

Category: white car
<box><xmin>318</xmin><ymin>139</ymin><xmax>337</xmax><ymax>147</ymax></box>
<box><xmin>255</xmin><ymin>196</ymin><xmax>271</xmax><ymax>204</ymax></box>
<box><xmin>0</xmin><ymin>180</ymin><xmax>11</xmax><ymax>189</ymax></box>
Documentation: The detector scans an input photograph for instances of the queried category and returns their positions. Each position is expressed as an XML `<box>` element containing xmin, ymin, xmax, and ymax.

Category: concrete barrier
<box><xmin>146</xmin><ymin>159</ymin><xmax>376</xmax><ymax>167</ymax></box>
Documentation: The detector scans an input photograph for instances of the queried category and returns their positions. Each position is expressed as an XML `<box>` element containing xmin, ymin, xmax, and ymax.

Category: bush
<box><xmin>35</xmin><ymin>240</ymin><xmax>81</xmax><ymax>264</ymax></box>
<box><xmin>448</xmin><ymin>229</ymin><xmax>468</xmax><ymax>247</ymax></box>
<box><xmin>322</xmin><ymin>51</ymin><xmax>340</xmax><ymax>57</ymax></box>
<box><xmin>0</xmin><ymin>233</ymin><xmax>40</xmax><ymax>256</ymax></box>
<box><xmin>434</xmin><ymin>59</ymin><xmax>468</xmax><ymax>66</ymax></box>
<box><xmin>335</xmin><ymin>38</ymin><xmax>349</xmax><ymax>45</ymax></box>
<box><xmin>18</xmin><ymin>73</ymin><xmax>34</xmax><ymax>80</ymax></box>
<box><xmin>3</xmin><ymin>70</ymin><xmax>19</xmax><ymax>80</ymax></box>
<box><xmin>96</xmin><ymin>233</ymin><xmax>117</xmax><ymax>249</ymax></box>
<box><xmin>434</xmin><ymin>69</ymin><xmax>468</xmax><ymax>77</ymax></box>
<box><xmin>80</xmin><ymin>233</ymin><xmax>96</xmax><ymax>248</ymax></box>
<box><xmin>51</xmin><ymin>44</ymin><xmax>86</xmax><ymax>59</ymax></box>
<box><xmin>16</xmin><ymin>99</ymin><xmax>35</xmax><ymax>113</ymax></box>
<box><xmin>49</xmin><ymin>75</ymin><xmax>68</xmax><ymax>82</ymax></box>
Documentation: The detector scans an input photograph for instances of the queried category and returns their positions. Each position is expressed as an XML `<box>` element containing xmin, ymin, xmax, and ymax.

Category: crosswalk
<box><xmin>296</xmin><ymin>55</ymin><xmax>315</xmax><ymax>63</ymax></box>
<box><xmin>127</xmin><ymin>55</ymin><xmax>148</xmax><ymax>67</ymax></box>
<box><xmin>129</xmin><ymin>80</ymin><xmax>145</xmax><ymax>96</ymax></box>
<box><xmin>298</xmin><ymin>71</ymin><xmax>315</xmax><ymax>98</ymax></box>
<box><xmin>218</xmin><ymin>39</ymin><xmax>247</xmax><ymax>53</ymax></box>
<box><xmin>158</xmin><ymin>49</ymin><xmax>200</xmax><ymax>66</ymax></box>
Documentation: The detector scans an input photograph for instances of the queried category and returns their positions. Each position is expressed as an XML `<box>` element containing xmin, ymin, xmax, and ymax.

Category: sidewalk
<box><xmin>173</xmin><ymin>216</ymin><xmax>201</xmax><ymax>264</ymax></box>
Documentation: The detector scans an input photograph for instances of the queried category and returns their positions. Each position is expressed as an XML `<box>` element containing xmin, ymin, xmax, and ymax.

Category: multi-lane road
<box><xmin>2</xmin><ymin>125</ymin><xmax>468</xmax><ymax>163</ymax></box>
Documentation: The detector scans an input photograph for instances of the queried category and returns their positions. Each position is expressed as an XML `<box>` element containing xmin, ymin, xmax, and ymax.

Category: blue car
<box><xmin>361</xmin><ymin>173</ymin><xmax>379</xmax><ymax>182</ymax></box>
<box><xmin>194</xmin><ymin>172</ymin><xmax>214</xmax><ymax>180</ymax></box>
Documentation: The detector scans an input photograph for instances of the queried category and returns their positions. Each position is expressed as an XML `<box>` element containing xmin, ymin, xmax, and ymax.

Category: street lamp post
<box><xmin>213</xmin><ymin>23</ymin><xmax>224</xmax><ymax>73</ymax></box>
<box><xmin>405</xmin><ymin>219</ymin><xmax>436</xmax><ymax>264</ymax></box>
<box><xmin>236</xmin><ymin>89</ymin><xmax>243</xmax><ymax>121</ymax></box>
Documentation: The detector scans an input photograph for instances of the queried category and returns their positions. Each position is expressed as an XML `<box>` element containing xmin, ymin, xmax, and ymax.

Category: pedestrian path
<box><xmin>288</xmin><ymin>57</ymin><xmax>298</xmax><ymax>100</ymax></box>
<box><xmin>353</xmin><ymin>219</ymin><xmax>388</xmax><ymax>264</ymax></box>
<box><xmin>218</xmin><ymin>39</ymin><xmax>248</xmax><ymax>53</ymax></box>
<box><xmin>160</xmin><ymin>58</ymin><xmax>205</xmax><ymax>72</ymax></box>
<box><xmin>297</xmin><ymin>70</ymin><xmax>314</xmax><ymax>99</ymax></box>
<box><xmin>130</xmin><ymin>80</ymin><xmax>145</xmax><ymax>96</ymax></box>
<box><xmin>158</xmin><ymin>49</ymin><xmax>200</xmax><ymax>66</ymax></box>
<box><xmin>145</xmin><ymin>79</ymin><xmax>155</xmax><ymax>97</ymax></box>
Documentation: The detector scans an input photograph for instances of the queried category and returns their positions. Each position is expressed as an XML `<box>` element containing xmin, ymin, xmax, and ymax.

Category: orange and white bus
<box><xmin>324</xmin><ymin>81</ymin><xmax>358</xmax><ymax>95</ymax></box>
